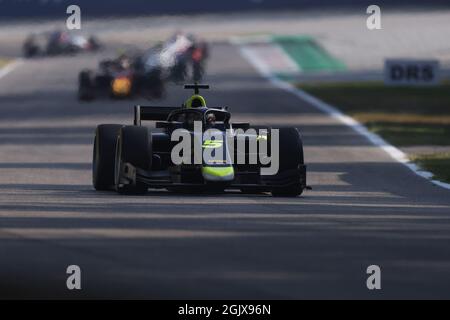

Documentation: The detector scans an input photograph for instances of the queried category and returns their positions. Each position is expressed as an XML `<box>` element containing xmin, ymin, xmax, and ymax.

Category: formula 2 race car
<box><xmin>92</xmin><ymin>84</ymin><xmax>307</xmax><ymax>197</ymax></box>
<box><xmin>141</xmin><ymin>32</ymin><xmax>209</xmax><ymax>83</ymax></box>
<box><xmin>78</xmin><ymin>52</ymin><xmax>164</xmax><ymax>101</ymax></box>
<box><xmin>23</xmin><ymin>30</ymin><xmax>100</xmax><ymax>58</ymax></box>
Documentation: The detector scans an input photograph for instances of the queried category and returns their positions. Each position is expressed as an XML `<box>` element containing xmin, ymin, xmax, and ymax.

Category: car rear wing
<box><xmin>134</xmin><ymin>105</ymin><xmax>180</xmax><ymax>126</ymax></box>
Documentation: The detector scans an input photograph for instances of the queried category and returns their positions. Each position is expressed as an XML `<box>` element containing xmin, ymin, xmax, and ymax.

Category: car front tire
<box><xmin>93</xmin><ymin>124</ymin><xmax>123</xmax><ymax>190</ymax></box>
<box><xmin>114</xmin><ymin>126</ymin><xmax>152</xmax><ymax>195</ymax></box>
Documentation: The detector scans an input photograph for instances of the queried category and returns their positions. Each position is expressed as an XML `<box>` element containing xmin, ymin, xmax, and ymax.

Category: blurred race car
<box><xmin>92</xmin><ymin>84</ymin><xmax>307</xmax><ymax>197</ymax></box>
<box><xmin>78</xmin><ymin>32</ymin><xmax>209</xmax><ymax>101</ymax></box>
<box><xmin>141</xmin><ymin>32</ymin><xmax>209</xmax><ymax>83</ymax></box>
<box><xmin>78</xmin><ymin>52</ymin><xmax>164</xmax><ymax>101</ymax></box>
<box><xmin>23</xmin><ymin>30</ymin><xmax>101</xmax><ymax>58</ymax></box>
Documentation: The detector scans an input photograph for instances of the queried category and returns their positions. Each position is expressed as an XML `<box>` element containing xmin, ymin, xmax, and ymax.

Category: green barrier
<box><xmin>272</xmin><ymin>35</ymin><xmax>346</xmax><ymax>72</ymax></box>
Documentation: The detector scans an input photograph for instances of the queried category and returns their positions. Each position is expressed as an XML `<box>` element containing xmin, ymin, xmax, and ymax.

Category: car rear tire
<box><xmin>115</xmin><ymin>126</ymin><xmax>152</xmax><ymax>194</ymax></box>
<box><xmin>193</xmin><ymin>62</ymin><xmax>204</xmax><ymax>82</ymax></box>
<box><xmin>93</xmin><ymin>124</ymin><xmax>122</xmax><ymax>190</ymax></box>
<box><xmin>78</xmin><ymin>70</ymin><xmax>95</xmax><ymax>101</ymax></box>
<box><xmin>23</xmin><ymin>42</ymin><xmax>40</xmax><ymax>58</ymax></box>
<box><xmin>88</xmin><ymin>36</ymin><xmax>101</xmax><ymax>51</ymax></box>
<box><xmin>142</xmin><ymin>69</ymin><xmax>165</xmax><ymax>100</ymax></box>
<box><xmin>171</xmin><ymin>62</ymin><xmax>187</xmax><ymax>84</ymax></box>
<box><xmin>271</xmin><ymin>127</ymin><xmax>305</xmax><ymax>197</ymax></box>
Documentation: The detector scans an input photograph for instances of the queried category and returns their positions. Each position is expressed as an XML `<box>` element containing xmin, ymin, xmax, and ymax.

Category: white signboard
<box><xmin>384</xmin><ymin>59</ymin><xmax>440</xmax><ymax>86</ymax></box>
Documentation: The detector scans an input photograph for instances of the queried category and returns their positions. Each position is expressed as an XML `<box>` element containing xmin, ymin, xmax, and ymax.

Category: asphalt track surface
<box><xmin>0</xmin><ymin>43</ymin><xmax>450</xmax><ymax>299</ymax></box>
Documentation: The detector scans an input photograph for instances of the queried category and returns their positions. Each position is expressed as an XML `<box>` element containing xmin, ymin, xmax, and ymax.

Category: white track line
<box><xmin>0</xmin><ymin>59</ymin><xmax>23</xmax><ymax>80</ymax></box>
<box><xmin>238</xmin><ymin>45</ymin><xmax>450</xmax><ymax>191</ymax></box>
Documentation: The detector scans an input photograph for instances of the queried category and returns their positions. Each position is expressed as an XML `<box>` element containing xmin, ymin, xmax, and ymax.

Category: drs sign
<box><xmin>385</xmin><ymin>59</ymin><xmax>440</xmax><ymax>86</ymax></box>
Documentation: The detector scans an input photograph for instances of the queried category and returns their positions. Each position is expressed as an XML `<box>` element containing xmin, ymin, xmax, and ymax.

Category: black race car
<box><xmin>141</xmin><ymin>32</ymin><xmax>209</xmax><ymax>84</ymax></box>
<box><xmin>92</xmin><ymin>84</ymin><xmax>307</xmax><ymax>197</ymax></box>
<box><xmin>23</xmin><ymin>30</ymin><xmax>100</xmax><ymax>58</ymax></box>
<box><xmin>78</xmin><ymin>52</ymin><xmax>164</xmax><ymax>101</ymax></box>
<box><xmin>78</xmin><ymin>33</ymin><xmax>208</xmax><ymax>101</ymax></box>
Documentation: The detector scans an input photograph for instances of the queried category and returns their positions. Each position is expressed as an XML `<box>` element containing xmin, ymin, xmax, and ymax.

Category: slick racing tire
<box><xmin>78</xmin><ymin>70</ymin><xmax>95</xmax><ymax>101</ymax></box>
<box><xmin>115</xmin><ymin>126</ymin><xmax>152</xmax><ymax>195</ymax></box>
<box><xmin>93</xmin><ymin>124</ymin><xmax>122</xmax><ymax>191</ymax></box>
<box><xmin>150</xmin><ymin>81</ymin><xmax>165</xmax><ymax>100</ymax></box>
<box><xmin>171</xmin><ymin>62</ymin><xmax>187</xmax><ymax>84</ymax></box>
<box><xmin>88</xmin><ymin>36</ymin><xmax>101</xmax><ymax>51</ymax></box>
<box><xmin>271</xmin><ymin>127</ymin><xmax>305</xmax><ymax>197</ymax></box>
<box><xmin>23</xmin><ymin>42</ymin><xmax>40</xmax><ymax>58</ymax></box>
<box><xmin>143</xmin><ymin>70</ymin><xmax>165</xmax><ymax>100</ymax></box>
<box><xmin>192</xmin><ymin>62</ymin><xmax>204</xmax><ymax>83</ymax></box>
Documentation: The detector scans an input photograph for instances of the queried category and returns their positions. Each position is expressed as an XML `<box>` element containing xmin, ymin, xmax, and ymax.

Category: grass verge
<box><xmin>412</xmin><ymin>153</ymin><xmax>450</xmax><ymax>183</ymax></box>
<box><xmin>0</xmin><ymin>58</ymin><xmax>12</xmax><ymax>69</ymax></box>
<box><xmin>299</xmin><ymin>81</ymin><xmax>450</xmax><ymax>183</ymax></box>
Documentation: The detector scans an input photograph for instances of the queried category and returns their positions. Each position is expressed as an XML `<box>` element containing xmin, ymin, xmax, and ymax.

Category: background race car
<box><xmin>78</xmin><ymin>33</ymin><xmax>209</xmax><ymax>101</ymax></box>
<box><xmin>141</xmin><ymin>32</ymin><xmax>209</xmax><ymax>84</ymax></box>
<box><xmin>78</xmin><ymin>51</ymin><xmax>165</xmax><ymax>101</ymax></box>
<box><xmin>23</xmin><ymin>30</ymin><xmax>101</xmax><ymax>58</ymax></box>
